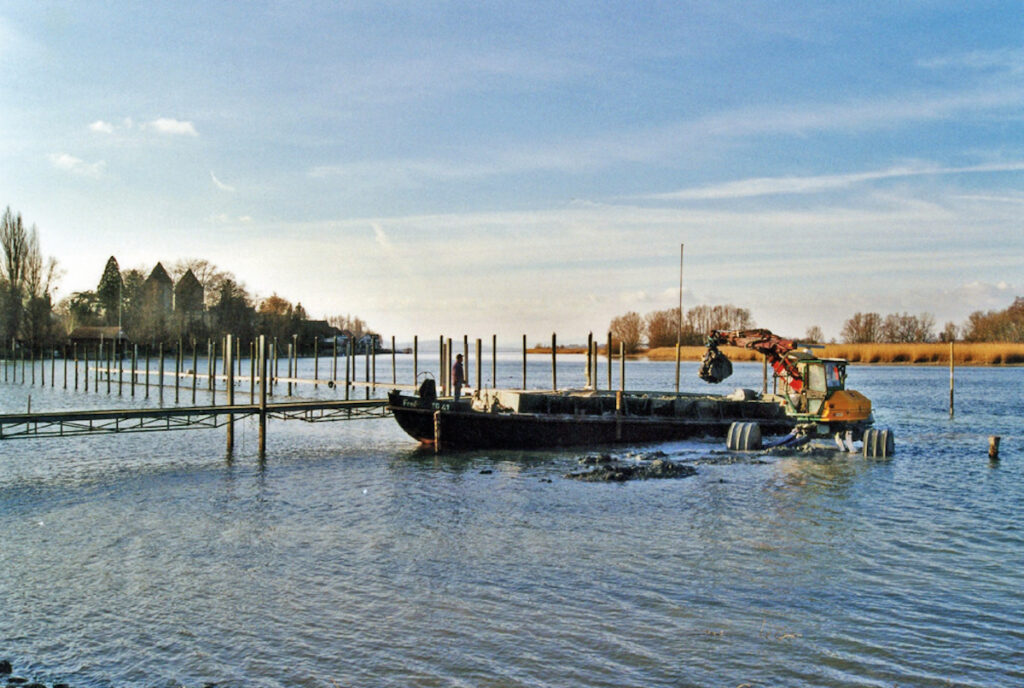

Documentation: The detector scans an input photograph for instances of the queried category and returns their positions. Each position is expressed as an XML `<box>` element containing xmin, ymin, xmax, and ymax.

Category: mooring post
<box><xmin>287</xmin><ymin>341</ymin><xmax>293</xmax><ymax>397</ymax></box>
<box><xmin>192</xmin><ymin>341</ymin><xmax>198</xmax><ymax>405</ymax></box>
<box><xmin>607</xmin><ymin>332</ymin><xmax>613</xmax><ymax>389</ymax></box>
<box><xmin>551</xmin><ymin>333</ymin><xmax>557</xmax><ymax>391</ymax></box>
<box><xmin>145</xmin><ymin>345</ymin><xmax>150</xmax><ymax>398</ymax></box>
<box><xmin>438</xmin><ymin>335</ymin><xmax>445</xmax><ymax>394</ymax></box>
<box><xmin>291</xmin><ymin>334</ymin><xmax>298</xmax><ymax>396</ymax></box>
<box><xmin>365</xmin><ymin>340</ymin><xmax>371</xmax><ymax>399</ymax></box>
<box><xmin>446</xmin><ymin>338</ymin><xmax>453</xmax><ymax>397</ymax></box>
<box><xmin>94</xmin><ymin>342</ymin><xmax>100</xmax><ymax>391</ymax></box>
<box><xmin>675</xmin><ymin>343</ymin><xmax>681</xmax><ymax>395</ymax></box>
<box><xmin>84</xmin><ymin>345</ymin><xmax>89</xmax><ymax>392</ymax></box>
<box><xmin>372</xmin><ymin>338</ymin><xmax>377</xmax><ymax>397</ymax></box>
<box><xmin>492</xmin><ymin>334</ymin><xmax>496</xmax><ymax>389</ymax></box>
<box><xmin>106</xmin><ymin>343</ymin><xmax>112</xmax><ymax>394</ymax></box>
<box><xmin>258</xmin><ymin>334</ymin><xmax>267</xmax><ymax>458</ymax></box>
<box><xmin>207</xmin><ymin>339</ymin><xmax>213</xmax><ymax>392</ymax></box>
<box><xmin>175</xmin><ymin>340</ymin><xmax>181</xmax><ymax>403</ymax></box>
<box><xmin>463</xmin><ymin>335</ymin><xmax>469</xmax><ymax>387</ymax></box>
<box><xmin>226</xmin><ymin>334</ymin><xmax>234</xmax><ymax>456</ymax></box>
<box><xmin>522</xmin><ymin>334</ymin><xmax>527</xmax><ymax>390</ymax></box>
<box><xmin>117</xmin><ymin>341</ymin><xmax>123</xmax><ymax>395</ymax></box>
<box><xmin>475</xmin><ymin>338</ymin><xmax>482</xmax><ymax>391</ymax></box>
<box><xmin>314</xmin><ymin>335</ymin><xmax>319</xmax><ymax>388</ymax></box>
<box><xmin>433</xmin><ymin>410</ymin><xmax>442</xmax><ymax>454</ymax></box>
<box><xmin>413</xmin><ymin>335</ymin><xmax>419</xmax><ymax>388</ymax></box>
<box><xmin>615</xmin><ymin>389</ymin><xmax>623</xmax><ymax>440</ymax></box>
<box><xmin>345</xmin><ymin>337</ymin><xmax>352</xmax><ymax>400</ymax></box>
<box><xmin>949</xmin><ymin>340</ymin><xmax>955</xmax><ymax>419</ymax></box>
<box><xmin>620</xmin><ymin>342</ymin><xmax>625</xmax><ymax>391</ymax></box>
<box><xmin>158</xmin><ymin>343</ymin><xmax>164</xmax><ymax>404</ymax></box>
<box><xmin>131</xmin><ymin>344</ymin><xmax>137</xmax><ymax>397</ymax></box>
<box><xmin>74</xmin><ymin>343</ymin><xmax>79</xmax><ymax>390</ymax></box>
<box><xmin>249</xmin><ymin>339</ymin><xmax>256</xmax><ymax>404</ymax></box>
<box><xmin>332</xmin><ymin>334</ymin><xmax>338</xmax><ymax>386</ymax></box>
<box><xmin>589</xmin><ymin>333</ymin><xmax>598</xmax><ymax>393</ymax></box>
<box><xmin>989</xmin><ymin>436</ymin><xmax>1000</xmax><ymax>460</ymax></box>
<box><xmin>391</xmin><ymin>335</ymin><xmax>396</xmax><ymax>386</ymax></box>
<box><xmin>50</xmin><ymin>348</ymin><xmax>55</xmax><ymax>388</ymax></box>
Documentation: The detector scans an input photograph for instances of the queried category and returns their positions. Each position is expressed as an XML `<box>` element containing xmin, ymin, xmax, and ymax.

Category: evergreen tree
<box><xmin>97</xmin><ymin>256</ymin><xmax>123</xmax><ymax>326</ymax></box>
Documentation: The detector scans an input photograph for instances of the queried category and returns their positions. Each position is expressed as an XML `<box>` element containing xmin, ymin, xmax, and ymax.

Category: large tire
<box><xmin>726</xmin><ymin>421</ymin><xmax>762</xmax><ymax>451</ymax></box>
<box><xmin>863</xmin><ymin>428</ymin><xmax>895</xmax><ymax>458</ymax></box>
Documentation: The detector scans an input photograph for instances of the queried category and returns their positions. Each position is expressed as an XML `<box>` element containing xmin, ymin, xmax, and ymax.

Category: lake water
<box><xmin>1</xmin><ymin>353</ymin><xmax>1022</xmax><ymax>687</ymax></box>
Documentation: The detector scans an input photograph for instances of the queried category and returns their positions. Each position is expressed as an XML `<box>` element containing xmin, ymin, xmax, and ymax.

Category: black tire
<box><xmin>863</xmin><ymin>428</ymin><xmax>895</xmax><ymax>458</ymax></box>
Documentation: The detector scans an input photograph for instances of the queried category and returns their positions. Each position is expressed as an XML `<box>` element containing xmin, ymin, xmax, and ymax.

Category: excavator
<box><xmin>699</xmin><ymin>328</ymin><xmax>893</xmax><ymax>456</ymax></box>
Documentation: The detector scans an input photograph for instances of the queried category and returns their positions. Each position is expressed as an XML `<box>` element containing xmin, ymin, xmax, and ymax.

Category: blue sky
<box><xmin>2</xmin><ymin>2</ymin><xmax>1022</xmax><ymax>342</ymax></box>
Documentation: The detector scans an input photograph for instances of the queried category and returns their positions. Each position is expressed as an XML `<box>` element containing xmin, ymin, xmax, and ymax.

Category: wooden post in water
<box><xmin>372</xmin><ymin>339</ymin><xmax>376</xmax><ymax>397</ymax></box>
<box><xmin>607</xmin><ymin>332</ymin><xmax>613</xmax><ymax>390</ymax></box>
<box><xmin>314</xmin><ymin>336</ymin><xmax>319</xmax><ymax>388</ymax></box>
<box><xmin>522</xmin><ymin>334</ymin><xmax>527</xmax><ymax>389</ymax></box>
<box><xmin>949</xmin><ymin>340</ymin><xmax>955</xmax><ymax>419</ymax></box>
<box><xmin>192</xmin><ymin>341</ymin><xmax>198</xmax><ymax>405</ymax></box>
<box><xmin>131</xmin><ymin>345</ymin><xmax>137</xmax><ymax>397</ymax></box>
<box><xmin>586</xmin><ymin>332</ymin><xmax>593</xmax><ymax>388</ymax></box>
<box><xmin>345</xmin><ymin>337</ymin><xmax>352</xmax><ymax>400</ymax></box>
<box><xmin>463</xmin><ymin>335</ymin><xmax>469</xmax><ymax>388</ymax></box>
<box><xmin>413</xmin><ymin>335</ymin><xmax>419</xmax><ymax>388</ymax></box>
<box><xmin>619</xmin><ymin>342</ymin><xmax>625</xmax><ymax>391</ymax></box>
<box><xmin>74</xmin><ymin>343</ymin><xmax>79</xmax><ymax>390</ymax></box>
<box><xmin>249</xmin><ymin>339</ymin><xmax>256</xmax><ymax>404</ymax></box>
<box><xmin>439</xmin><ymin>335</ymin><xmax>446</xmax><ymax>394</ymax></box>
<box><xmin>226</xmin><ymin>334</ymin><xmax>234</xmax><ymax>456</ymax></box>
<box><xmin>291</xmin><ymin>334</ymin><xmax>298</xmax><ymax>396</ymax></box>
<box><xmin>287</xmin><ymin>341</ymin><xmax>294</xmax><ymax>397</ymax></box>
<box><xmin>271</xmin><ymin>337</ymin><xmax>278</xmax><ymax>396</ymax></box>
<box><xmin>989</xmin><ymin>436</ymin><xmax>1000</xmax><ymax>460</ymax></box>
<box><xmin>50</xmin><ymin>348</ymin><xmax>55</xmax><ymax>388</ymax></box>
<box><xmin>551</xmin><ymin>333</ymin><xmax>557</xmax><ymax>391</ymax></box>
<box><xmin>332</xmin><ymin>335</ymin><xmax>338</xmax><ymax>386</ymax></box>
<box><xmin>84</xmin><ymin>345</ymin><xmax>89</xmax><ymax>392</ymax></box>
<box><xmin>475</xmin><ymin>338</ymin><xmax>482</xmax><ymax>391</ymax></box>
<box><xmin>492</xmin><ymin>334</ymin><xmax>497</xmax><ymax>389</ymax></box>
<box><xmin>158</xmin><ymin>343</ymin><xmax>164</xmax><ymax>403</ymax></box>
<box><xmin>94</xmin><ymin>342</ymin><xmax>100</xmax><ymax>391</ymax></box>
<box><xmin>118</xmin><ymin>342</ymin><xmax>123</xmax><ymax>395</ymax></box>
<box><xmin>258</xmin><ymin>334</ymin><xmax>267</xmax><ymax>458</ymax></box>
<box><xmin>145</xmin><ymin>346</ymin><xmax>150</xmax><ymax>398</ymax></box>
<box><xmin>175</xmin><ymin>340</ymin><xmax>181</xmax><ymax>403</ymax></box>
<box><xmin>106</xmin><ymin>343</ymin><xmax>112</xmax><ymax>394</ymax></box>
<box><xmin>391</xmin><ymin>336</ymin><xmax>396</xmax><ymax>386</ymax></box>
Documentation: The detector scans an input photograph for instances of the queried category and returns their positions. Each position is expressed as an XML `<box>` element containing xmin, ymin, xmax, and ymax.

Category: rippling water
<box><xmin>1</xmin><ymin>354</ymin><xmax>1022</xmax><ymax>687</ymax></box>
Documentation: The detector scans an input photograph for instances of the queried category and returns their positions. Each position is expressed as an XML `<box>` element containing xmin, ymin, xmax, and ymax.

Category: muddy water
<box><xmin>1</xmin><ymin>356</ymin><xmax>1022</xmax><ymax>687</ymax></box>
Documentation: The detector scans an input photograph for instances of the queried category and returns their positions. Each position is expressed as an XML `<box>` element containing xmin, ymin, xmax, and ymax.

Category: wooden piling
<box><xmin>83</xmin><ymin>345</ymin><xmax>88</xmax><ymax>392</ymax></box>
<box><xmin>365</xmin><ymin>340</ymin><xmax>371</xmax><ymax>399</ymax></box>
<box><xmin>332</xmin><ymin>335</ymin><xmax>338</xmax><ymax>385</ymax></box>
<box><xmin>949</xmin><ymin>340</ymin><xmax>955</xmax><ymax>419</ymax></box>
<box><xmin>106</xmin><ymin>343</ymin><xmax>112</xmax><ymax>394</ymax></box>
<box><xmin>522</xmin><ymin>334</ymin><xmax>527</xmax><ymax>389</ymax></box>
<box><xmin>50</xmin><ymin>349</ymin><xmax>55</xmax><ymax>388</ymax></box>
<box><xmin>475</xmin><ymin>338</ymin><xmax>482</xmax><ymax>391</ymax></box>
<box><xmin>989</xmin><ymin>436</ymin><xmax>1000</xmax><ymax>460</ymax></box>
<box><xmin>287</xmin><ymin>341</ymin><xmax>294</xmax><ymax>397</ymax></box>
<box><xmin>158</xmin><ymin>343</ymin><xmax>164</xmax><ymax>403</ymax></box>
<box><xmin>607</xmin><ymin>332</ymin><xmax>612</xmax><ymax>389</ymax></box>
<box><xmin>439</xmin><ymin>335</ymin><xmax>445</xmax><ymax>395</ymax></box>
<box><xmin>118</xmin><ymin>342</ymin><xmax>123</xmax><ymax>395</ymax></box>
<box><xmin>463</xmin><ymin>335</ymin><xmax>469</xmax><ymax>388</ymax></box>
<box><xmin>586</xmin><ymin>332</ymin><xmax>593</xmax><ymax>388</ymax></box>
<box><xmin>314</xmin><ymin>335</ymin><xmax>319</xmax><ymax>388</ymax></box>
<box><xmin>433</xmin><ymin>410</ymin><xmax>442</xmax><ymax>453</ymax></box>
<box><xmin>145</xmin><ymin>346</ymin><xmax>150</xmax><ymax>398</ymax></box>
<box><xmin>175</xmin><ymin>340</ymin><xmax>181</xmax><ymax>403</ymax></box>
<box><xmin>132</xmin><ymin>345</ymin><xmax>137</xmax><ymax>397</ymax></box>
<box><xmin>258</xmin><ymin>335</ymin><xmax>267</xmax><ymax>457</ymax></box>
<box><xmin>226</xmin><ymin>334</ymin><xmax>234</xmax><ymax>456</ymax></box>
<box><xmin>271</xmin><ymin>337</ymin><xmax>278</xmax><ymax>396</ymax></box>
<box><xmin>619</xmin><ymin>342</ymin><xmax>625</xmax><ymax>391</ymax></box>
<box><xmin>345</xmin><ymin>337</ymin><xmax>352</xmax><ymax>400</ymax></box>
<box><xmin>413</xmin><ymin>335</ymin><xmax>419</xmax><ymax>388</ymax></box>
<box><xmin>551</xmin><ymin>333</ymin><xmax>557</xmax><ymax>391</ymax></box>
<box><xmin>492</xmin><ymin>334</ymin><xmax>496</xmax><ymax>389</ymax></box>
<box><xmin>391</xmin><ymin>335</ymin><xmax>396</xmax><ymax>386</ymax></box>
<box><xmin>249</xmin><ymin>339</ymin><xmax>256</xmax><ymax>404</ymax></box>
<box><xmin>192</xmin><ymin>341</ymin><xmax>198</xmax><ymax>404</ymax></box>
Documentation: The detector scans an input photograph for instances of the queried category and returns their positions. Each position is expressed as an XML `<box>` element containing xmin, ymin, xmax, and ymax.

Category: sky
<box><xmin>2</xmin><ymin>1</ymin><xmax>1022</xmax><ymax>343</ymax></box>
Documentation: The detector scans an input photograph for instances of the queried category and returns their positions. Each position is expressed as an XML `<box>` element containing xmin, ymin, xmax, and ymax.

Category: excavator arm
<box><xmin>699</xmin><ymin>328</ymin><xmax>806</xmax><ymax>393</ymax></box>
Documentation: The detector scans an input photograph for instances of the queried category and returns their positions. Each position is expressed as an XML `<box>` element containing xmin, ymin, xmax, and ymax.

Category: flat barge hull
<box><xmin>388</xmin><ymin>389</ymin><xmax>794</xmax><ymax>449</ymax></box>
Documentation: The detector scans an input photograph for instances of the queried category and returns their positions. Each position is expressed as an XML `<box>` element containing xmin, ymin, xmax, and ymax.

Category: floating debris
<box><xmin>566</xmin><ymin>455</ymin><xmax>697</xmax><ymax>482</ymax></box>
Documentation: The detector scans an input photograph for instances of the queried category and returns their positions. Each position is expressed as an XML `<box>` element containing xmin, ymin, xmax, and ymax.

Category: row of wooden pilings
<box><xmin>2</xmin><ymin>330</ymin><xmax>639</xmax><ymax>401</ymax></box>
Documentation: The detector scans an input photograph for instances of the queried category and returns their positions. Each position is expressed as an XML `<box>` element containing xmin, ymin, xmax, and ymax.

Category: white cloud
<box><xmin>210</xmin><ymin>171</ymin><xmax>235</xmax><ymax>192</ymax></box>
<box><xmin>49</xmin><ymin>153</ymin><xmax>105</xmax><ymax>178</ymax></box>
<box><xmin>372</xmin><ymin>222</ymin><xmax>393</xmax><ymax>251</ymax></box>
<box><xmin>644</xmin><ymin>161</ymin><xmax>1024</xmax><ymax>201</ymax></box>
<box><xmin>89</xmin><ymin>120</ymin><xmax>115</xmax><ymax>134</ymax></box>
<box><xmin>146</xmin><ymin>118</ymin><xmax>198</xmax><ymax>136</ymax></box>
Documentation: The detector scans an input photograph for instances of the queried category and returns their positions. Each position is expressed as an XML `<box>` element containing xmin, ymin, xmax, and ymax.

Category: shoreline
<box><xmin>526</xmin><ymin>342</ymin><xmax>1024</xmax><ymax>366</ymax></box>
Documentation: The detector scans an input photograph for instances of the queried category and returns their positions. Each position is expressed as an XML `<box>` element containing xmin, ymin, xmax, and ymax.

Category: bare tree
<box><xmin>804</xmin><ymin>325</ymin><xmax>825</xmax><ymax>344</ymax></box>
<box><xmin>841</xmin><ymin>312</ymin><xmax>882</xmax><ymax>343</ymax></box>
<box><xmin>610</xmin><ymin>311</ymin><xmax>645</xmax><ymax>353</ymax></box>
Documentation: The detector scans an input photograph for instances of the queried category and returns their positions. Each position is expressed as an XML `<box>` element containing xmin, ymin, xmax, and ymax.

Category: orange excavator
<box><xmin>700</xmin><ymin>329</ymin><xmax>890</xmax><ymax>454</ymax></box>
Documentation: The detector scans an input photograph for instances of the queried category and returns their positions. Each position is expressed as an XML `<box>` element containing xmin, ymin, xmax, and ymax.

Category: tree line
<box><xmin>1</xmin><ymin>206</ymin><xmax>375</xmax><ymax>351</ymax></box>
<box><xmin>609</xmin><ymin>298</ymin><xmax>1024</xmax><ymax>353</ymax></box>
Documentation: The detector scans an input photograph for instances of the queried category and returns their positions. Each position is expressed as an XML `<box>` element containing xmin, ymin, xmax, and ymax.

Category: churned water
<box><xmin>1</xmin><ymin>354</ymin><xmax>1022</xmax><ymax>687</ymax></box>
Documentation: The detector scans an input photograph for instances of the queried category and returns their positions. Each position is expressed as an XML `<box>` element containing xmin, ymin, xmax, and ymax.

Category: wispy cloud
<box><xmin>210</xmin><ymin>171</ymin><xmax>235</xmax><ymax>192</ymax></box>
<box><xmin>372</xmin><ymin>222</ymin><xmax>393</xmax><ymax>251</ymax></box>
<box><xmin>49</xmin><ymin>153</ymin><xmax>105</xmax><ymax>178</ymax></box>
<box><xmin>643</xmin><ymin>161</ymin><xmax>1024</xmax><ymax>201</ymax></box>
<box><xmin>145</xmin><ymin>118</ymin><xmax>198</xmax><ymax>136</ymax></box>
<box><xmin>918</xmin><ymin>47</ymin><xmax>1024</xmax><ymax>74</ymax></box>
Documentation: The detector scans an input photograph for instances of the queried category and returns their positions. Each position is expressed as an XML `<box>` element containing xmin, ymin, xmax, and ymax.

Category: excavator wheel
<box><xmin>862</xmin><ymin>428</ymin><xmax>895</xmax><ymax>458</ymax></box>
<box><xmin>726</xmin><ymin>421</ymin><xmax>762</xmax><ymax>451</ymax></box>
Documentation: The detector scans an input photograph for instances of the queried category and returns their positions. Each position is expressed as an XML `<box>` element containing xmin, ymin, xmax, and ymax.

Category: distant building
<box><xmin>68</xmin><ymin>326</ymin><xmax>128</xmax><ymax>345</ymax></box>
<box><xmin>143</xmin><ymin>262</ymin><xmax>174</xmax><ymax>314</ymax></box>
<box><xmin>174</xmin><ymin>268</ymin><xmax>205</xmax><ymax>321</ymax></box>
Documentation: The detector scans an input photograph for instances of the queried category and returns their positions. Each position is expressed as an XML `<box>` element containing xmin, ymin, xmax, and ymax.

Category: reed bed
<box><xmin>645</xmin><ymin>342</ymin><xmax>1024</xmax><ymax>365</ymax></box>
